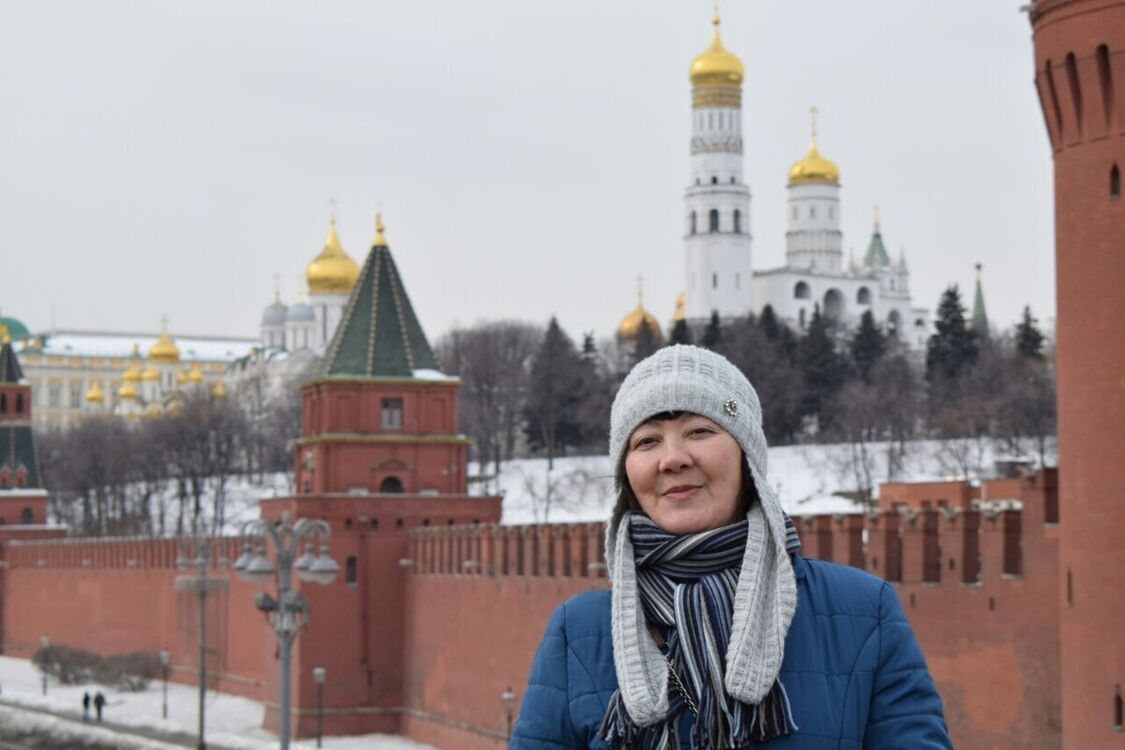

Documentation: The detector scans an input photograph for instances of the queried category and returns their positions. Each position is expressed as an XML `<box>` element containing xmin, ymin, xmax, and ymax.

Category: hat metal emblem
<box><xmin>723</xmin><ymin>399</ymin><xmax>739</xmax><ymax>417</ymax></box>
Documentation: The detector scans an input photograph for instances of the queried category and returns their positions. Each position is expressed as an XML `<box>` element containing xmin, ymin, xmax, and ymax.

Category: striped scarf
<box><xmin>599</xmin><ymin>512</ymin><xmax>802</xmax><ymax>749</ymax></box>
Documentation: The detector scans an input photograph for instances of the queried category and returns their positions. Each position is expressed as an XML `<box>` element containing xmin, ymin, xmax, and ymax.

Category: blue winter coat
<box><xmin>512</xmin><ymin>555</ymin><xmax>951</xmax><ymax>749</ymax></box>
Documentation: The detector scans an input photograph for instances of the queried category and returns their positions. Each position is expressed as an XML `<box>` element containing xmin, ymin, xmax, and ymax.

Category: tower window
<box><xmin>733</xmin><ymin>209</ymin><xmax>742</xmax><ymax>234</ymax></box>
<box><xmin>709</xmin><ymin>209</ymin><xmax>719</xmax><ymax>233</ymax></box>
<box><xmin>690</xmin><ymin>211</ymin><xmax>697</xmax><ymax>234</ymax></box>
<box><xmin>711</xmin><ymin>176</ymin><xmax>718</xmax><ymax>185</ymax></box>
<box><xmin>810</xmin><ymin>206</ymin><xmax>817</xmax><ymax>219</ymax></box>
<box><xmin>1066</xmin><ymin>52</ymin><xmax>1083</xmax><ymax>137</ymax></box>
<box><xmin>1111</xmin><ymin>163</ymin><xmax>1120</xmax><ymax>199</ymax></box>
<box><xmin>1096</xmin><ymin>45</ymin><xmax>1113</xmax><ymax>130</ymax></box>
<box><xmin>20</xmin><ymin>507</ymin><xmax>33</xmax><ymax>524</ymax></box>
<box><xmin>346</xmin><ymin>555</ymin><xmax>358</xmax><ymax>586</ymax></box>
<box><xmin>794</xmin><ymin>281</ymin><xmax>811</xmax><ymax>300</ymax></box>
<box><xmin>792</xmin><ymin>207</ymin><xmax>798</xmax><ymax>221</ymax></box>
<box><xmin>1115</xmin><ymin>684</ymin><xmax>1123</xmax><ymax>731</ymax></box>
<box><xmin>0</xmin><ymin>393</ymin><xmax>6</xmax><ymax>413</ymax></box>
<box><xmin>712</xmin><ymin>273</ymin><xmax>718</xmax><ymax>289</ymax></box>
<box><xmin>730</xmin><ymin>176</ymin><xmax>736</xmax><ymax>184</ymax></box>
<box><xmin>380</xmin><ymin>476</ymin><xmax>405</xmax><ymax>493</ymax></box>
<box><xmin>15</xmin><ymin>394</ymin><xmax>22</xmax><ymax>412</ymax></box>
<box><xmin>381</xmin><ymin>398</ymin><xmax>404</xmax><ymax>430</ymax></box>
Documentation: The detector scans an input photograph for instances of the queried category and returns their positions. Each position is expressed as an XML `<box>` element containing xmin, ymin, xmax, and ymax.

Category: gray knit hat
<box><xmin>604</xmin><ymin>344</ymin><xmax>797</xmax><ymax>722</ymax></box>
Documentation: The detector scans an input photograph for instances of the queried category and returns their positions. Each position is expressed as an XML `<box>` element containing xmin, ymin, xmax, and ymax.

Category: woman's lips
<box><xmin>663</xmin><ymin>485</ymin><xmax>702</xmax><ymax>501</ymax></box>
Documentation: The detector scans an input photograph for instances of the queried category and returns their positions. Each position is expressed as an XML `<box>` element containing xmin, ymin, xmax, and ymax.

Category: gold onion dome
<box><xmin>85</xmin><ymin>381</ymin><xmax>104</xmax><ymax>405</ymax></box>
<box><xmin>188</xmin><ymin>364</ymin><xmax>204</xmax><ymax>383</ymax></box>
<box><xmin>673</xmin><ymin>292</ymin><xmax>687</xmax><ymax>322</ymax></box>
<box><xmin>618</xmin><ymin>284</ymin><xmax>664</xmax><ymax>342</ymax></box>
<box><xmin>118</xmin><ymin>381</ymin><xmax>138</xmax><ymax>400</ymax></box>
<box><xmin>210</xmin><ymin>381</ymin><xmax>227</xmax><ymax>399</ymax></box>
<box><xmin>690</xmin><ymin>15</ymin><xmax>744</xmax><ymax>87</ymax></box>
<box><xmin>176</xmin><ymin>369</ymin><xmax>189</xmax><ymax>385</ymax></box>
<box><xmin>788</xmin><ymin>138</ymin><xmax>840</xmax><ymax>186</ymax></box>
<box><xmin>148</xmin><ymin>322</ymin><xmax>180</xmax><ymax>365</ymax></box>
<box><xmin>142</xmin><ymin>366</ymin><xmax>160</xmax><ymax>382</ymax></box>
<box><xmin>306</xmin><ymin>218</ymin><xmax>360</xmax><ymax>295</ymax></box>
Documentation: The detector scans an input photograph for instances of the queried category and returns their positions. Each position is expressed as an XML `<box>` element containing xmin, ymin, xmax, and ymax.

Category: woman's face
<box><xmin>624</xmin><ymin>412</ymin><xmax>744</xmax><ymax>535</ymax></box>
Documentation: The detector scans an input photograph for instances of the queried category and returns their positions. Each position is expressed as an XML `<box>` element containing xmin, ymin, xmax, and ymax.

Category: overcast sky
<box><xmin>0</xmin><ymin>1</ymin><xmax>1054</xmax><ymax>343</ymax></box>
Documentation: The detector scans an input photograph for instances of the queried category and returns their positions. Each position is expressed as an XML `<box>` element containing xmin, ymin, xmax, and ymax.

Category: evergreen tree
<box><xmin>798</xmin><ymin>304</ymin><xmax>847</xmax><ymax>428</ymax></box>
<box><xmin>701</xmin><ymin>310</ymin><xmax>723</xmax><ymax>351</ymax></box>
<box><xmin>759</xmin><ymin>305</ymin><xmax>781</xmax><ymax>342</ymax></box>
<box><xmin>925</xmin><ymin>286</ymin><xmax>979</xmax><ymax>382</ymax></box>
<box><xmin>523</xmin><ymin>317</ymin><xmax>584</xmax><ymax>469</ymax></box>
<box><xmin>1015</xmin><ymin>306</ymin><xmax>1046</xmax><ymax>361</ymax></box>
<box><xmin>669</xmin><ymin>318</ymin><xmax>693</xmax><ymax>346</ymax></box>
<box><xmin>581</xmin><ymin>332</ymin><xmax>598</xmax><ymax>359</ymax></box>
<box><xmin>850</xmin><ymin>310</ymin><xmax>887</xmax><ymax>383</ymax></box>
<box><xmin>632</xmin><ymin>319</ymin><xmax>659</xmax><ymax>364</ymax></box>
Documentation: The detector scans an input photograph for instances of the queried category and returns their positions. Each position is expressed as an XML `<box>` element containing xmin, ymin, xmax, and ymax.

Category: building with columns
<box><xmin>681</xmin><ymin>15</ymin><xmax>930</xmax><ymax>347</ymax></box>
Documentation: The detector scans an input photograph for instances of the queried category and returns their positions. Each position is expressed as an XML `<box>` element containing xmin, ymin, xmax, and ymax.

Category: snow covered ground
<box><xmin>151</xmin><ymin>437</ymin><xmax>1052</xmax><ymax>535</ymax></box>
<box><xmin>0</xmin><ymin>655</ymin><xmax>435</xmax><ymax>749</ymax></box>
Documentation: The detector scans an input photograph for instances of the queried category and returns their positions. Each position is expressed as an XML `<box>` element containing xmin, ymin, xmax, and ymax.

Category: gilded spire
<box><xmin>874</xmin><ymin>205</ymin><xmax>881</xmax><ymax>232</ymax></box>
<box><xmin>374</xmin><ymin>212</ymin><xmax>387</xmax><ymax>246</ymax></box>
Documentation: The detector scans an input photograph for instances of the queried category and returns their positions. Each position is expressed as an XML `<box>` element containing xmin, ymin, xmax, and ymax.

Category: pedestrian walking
<box><xmin>82</xmin><ymin>691</ymin><xmax>91</xmax><ymax>721</ymax></box>
<box><xmin>93</xmin><ymin>691</ymin><xmax>106</xmax><ymax>722</ymax></box>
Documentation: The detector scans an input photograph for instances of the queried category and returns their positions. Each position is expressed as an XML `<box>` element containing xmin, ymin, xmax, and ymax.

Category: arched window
<box><xmin>810</xmin><ymin>206</ymin><xmax>817</xmax><ymax>219</ymax></box>
<box><xmin>380</xmin><ymin>476</ymin><xmax>405</xmax><ymax>493</ymax></box>
<box><xmin>733</xmin><ymin>209</ymin><xmax>742</xmax><ymax>234</ymax></box>
<box><xmin>1111</xmin><ymin>163</ymin><xmax>1120</xmax><ymax>199</ymax></box>
<box><xmin>712</xmin><ymin>273</ymin><xmax>718</xmax><ymax>290</ymax></box>
<box><xmin>888</xmin><ymin>310</ymin><xmax>902</xmax><ymax>336</ymax></box>
<box><xmin>794</xmin><ymin>281</ymin><xmax>811</xmax><ymax>300</ymax></box>
<box><xmin>0</xmin><ymin>393</ymin><xmax>6</xmax><ymax>413</ymax></box>
<box><xmin>20</xmin><ymin>507</ymin><xmax>33</xmax><ymax>524</ymax></box>
<box><xmin>729</xmin><ymin>176</ymin><xmax>736</xmax><ymax>184</ymax></box>
<box><xmin>823</xmin><ymin>289</ymin><xmax>845</xmax><ymax>320</ymax></box>
<box><xmin>690</xmin><ymin>211</ymin><xmax>697</xmax><ymax>234</ymax></box>
<box><xmin>345</xmin><ymin>555</ymin><xmax>358</xmax><ymax>586</ymax></box>
<box><xmin>711</xmin><ymin>176</ymin><xmax>718</xmax><ymax>185</ymax></box>
<box><xmin>856</xmin><ymin>287</ymin><xmax>872</xmax><ymax>305</ymax></box>
<box><xmin>709</xmin><ymin>209</ymin><xmax>720</xmax><ymax>233</ymax></box>
<box><xmin>1066</xmin><ymin>52</ymin><xmax>1083</xmax><ymax>136</ymax></box>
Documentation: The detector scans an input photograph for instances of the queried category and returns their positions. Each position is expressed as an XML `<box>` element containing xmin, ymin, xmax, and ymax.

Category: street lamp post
<box><xmin>174</xmin><ymin>538</ymin><xmax>230</xmax><ymax>750</ymax></box>
<box><xmin>40</xmin><ymin>635</ymin><xmax>50</xmax><ymax>696</ymax></box>
<box><xmin>233</xmin><ymin>514</ymin><xmax>338</xmax><ymax>750</ymax></box>
<box><xmin>312</xmin><ymin>666</ymin><xmax>326</xmax><ymax>749</ymax></box>
<box><xmin>501</xmin><ymin>685</ymin><xmax>517</xmax><ymax>742</ymax></box>
<box><xmin>159</xmin><ymin>650</ymin><xmax>171</xmax><ymax>720</ymax></box>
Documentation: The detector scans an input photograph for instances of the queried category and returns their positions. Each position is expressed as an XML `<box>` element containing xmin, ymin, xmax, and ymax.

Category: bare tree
<box><xmin>435</xmin><ymin>320</ymin><xmax>541</xmax><ymax>486</ymax></box>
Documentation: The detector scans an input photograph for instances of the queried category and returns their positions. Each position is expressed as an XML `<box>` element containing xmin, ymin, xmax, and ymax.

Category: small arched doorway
<box><xmin>823</xmin><ymin>289</ymin><xmax>845</xmax><ymax>321</ymax></box>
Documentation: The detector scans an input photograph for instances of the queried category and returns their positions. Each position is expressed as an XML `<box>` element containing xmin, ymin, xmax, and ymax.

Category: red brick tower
<box><xmin>0</xmin><ymin>340</ymin><xmax>49</xmax><ymax>527</ymax></box>
<box><xmin>1029</xmin><ymin>2</ymin><xmax>1125</xmax><ymax>745</ymax></box>
<box><xmin>260</xmin><ymin>216</ymin><xmax>501</xmax><ymax>738</ymax></box>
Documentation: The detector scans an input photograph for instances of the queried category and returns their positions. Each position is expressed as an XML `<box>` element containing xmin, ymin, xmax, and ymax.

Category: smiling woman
<box><xmin>511</xmin><ymin>345</ymin><xmax>952</xmax><ymax>749</ymax></box>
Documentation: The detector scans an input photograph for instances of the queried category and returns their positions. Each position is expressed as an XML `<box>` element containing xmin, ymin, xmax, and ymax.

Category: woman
<box><xmin>512</xmin><ymin>345</ymin><xmax>951</xmax><ymax>749</ymax></box>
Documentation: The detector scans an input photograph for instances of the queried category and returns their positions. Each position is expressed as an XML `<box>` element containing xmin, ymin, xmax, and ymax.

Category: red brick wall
<box><xmin>1031</xmin><ymin>2</ymin><xmax>1125</xmax><ymax>746</ymax></box>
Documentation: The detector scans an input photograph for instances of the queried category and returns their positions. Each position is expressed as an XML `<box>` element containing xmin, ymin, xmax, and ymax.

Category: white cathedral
<box><xmin>681</xmin><ymin>14</ymin><xmax>929</xmax><ymax>349</ymax></box>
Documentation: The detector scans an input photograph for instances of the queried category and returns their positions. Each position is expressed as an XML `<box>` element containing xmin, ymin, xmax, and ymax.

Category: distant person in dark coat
<box><xmin>82</xmin><ymin>691</ymin><xmax>91</xmax><ymax>721</ymax></box>
<box><xmin>93</xmin><ymin>691</ymin><xmax>106</xmax><ymax>722</ymax></box>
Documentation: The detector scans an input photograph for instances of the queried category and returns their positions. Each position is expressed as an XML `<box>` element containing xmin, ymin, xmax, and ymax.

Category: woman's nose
<box><xmin>657</xmin><ymin>439</ymin><xmax>692</xmax><ymax>472</ymax></box>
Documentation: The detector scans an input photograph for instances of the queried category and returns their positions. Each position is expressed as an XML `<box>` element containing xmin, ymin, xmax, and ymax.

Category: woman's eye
<box><xmin>689</xmin><ymin>427</ymin><xmax>714</xmax><ymax>437</ymax></box>
<box><xmin>632</xmin><ymin>436</ymin><xmax>658</xmax><ymax>449</ymax></box>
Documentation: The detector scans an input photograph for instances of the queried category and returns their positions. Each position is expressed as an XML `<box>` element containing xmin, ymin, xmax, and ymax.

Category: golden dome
<box><xmin>176</xmin><ymin>369</ymin><xmax>189</xmax><ymax>385</ymax></box>
<box><xmin>142</xmin><ymin>367</ymin><xmax>160</xmax><ymax>382</ymax></box>
<box><xmin>788</xmin><ymin>139</ymin><xmax>840</xmax><ymax>186</ymax></box>
<box><xmin>690</xmin><ymin>15</ymin><xmax>744</xmax><ymax>87</ymax></box>
<box><xmin>187</xmin><ymin>364</ymin><xmax>204</xmax><ymax>383</ymax></box>
<box><xmin>85</xmin><ymin>381</ymin><xmax>105</xmax><ymax>405</ymax></box>
<box><xmin>148</xmin><ymin>319</ymin><xmax>180</xmax><ymax>365</ymax></box>
<box><xmin>673</xmin><ymin>292</ymin><xmax>687</xmax><ymax>322</ymax></box>
<box><xmin>145</xmin><ymin>402</ymin><xmax>163</xmax><ymax>417</ymax></box>
<box><xmin>306</xmin><ymin>218</ymin><xmax>360</xmax><ymax>295</ymax></box>
<box><xmin>210</xmin><ymin>381</ymin><xmax>227</xmax><ymax>399</ymax></box>
<box><xmin>118</xmin><ymin>382</ymin><xmax>138</xmax><ymax>400</ymax></box>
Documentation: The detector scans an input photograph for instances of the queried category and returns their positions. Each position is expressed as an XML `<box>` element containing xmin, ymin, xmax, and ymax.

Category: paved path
<box><xmin>0</xmin><ymin>698</ymin><xmax>244</xmax><ymax>750</ymax></box>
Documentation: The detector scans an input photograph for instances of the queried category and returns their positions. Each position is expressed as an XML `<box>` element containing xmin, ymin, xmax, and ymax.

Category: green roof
<box><xmin>864</xmin><ymin>229</ymin><xmax>891</xmax><ymax>269</ymax></box>
<box><xmin>321</xmin><ymin>239</ymin><xmax>440</xmax><ymax>378</ymax></box>
<box><xmin>972</xmin><ymin>276</ymin><xmax>989</xmax><ymax>336</ymax></box>
<box><xmin>0</xmin><ymin>342</ymin><xmax>24</xmax><ymax>383</ymax></box>
<box><xmin>0</xmin><ymin>317</ymin><xmax>31</xmax><ymax>341</ymax></box>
